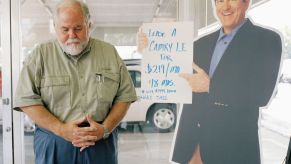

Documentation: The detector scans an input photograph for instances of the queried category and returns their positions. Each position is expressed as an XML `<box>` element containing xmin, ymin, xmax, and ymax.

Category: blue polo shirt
<box><xmin>209</xmin><ymin>20</ymin><xmax>246</xmax><ymax>78</ymax></box>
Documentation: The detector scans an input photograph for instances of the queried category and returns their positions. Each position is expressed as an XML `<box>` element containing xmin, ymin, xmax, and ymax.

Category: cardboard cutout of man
<box><xmin>171</xmin><ymin>0</ymin><xmax>282</xmax><ymax>163</ymax></box>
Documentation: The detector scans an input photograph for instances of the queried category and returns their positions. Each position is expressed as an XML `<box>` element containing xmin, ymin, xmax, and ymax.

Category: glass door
<box><xmin>1</xmin><ymin>0</ymin><xmax>14</xmax><ymax>163</ymax></box>
<box><xmin>19</xmin><ymin>0</ymin><xmax>52</xmax><ymax>163</ymax></box>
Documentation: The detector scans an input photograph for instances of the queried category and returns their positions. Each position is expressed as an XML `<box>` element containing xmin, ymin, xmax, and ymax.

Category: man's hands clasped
<box><xmin>58</xmin><ymin>115</ymin><xmax>106</xmax><ymax>152</ymax></box>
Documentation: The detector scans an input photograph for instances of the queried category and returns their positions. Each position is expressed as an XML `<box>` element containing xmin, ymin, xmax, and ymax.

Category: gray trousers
<box><xmin>34</xmin><ymin>127</ymin><xmax>118</xmax><ymax>164</ymax></box>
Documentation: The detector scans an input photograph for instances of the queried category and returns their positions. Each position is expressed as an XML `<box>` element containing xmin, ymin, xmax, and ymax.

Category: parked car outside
<box><xmin>274</xmin><ymin>59</ymin><xmax>291</xmax><ymax>99</ymax></box>
<box><xmin>122</xmin><ymin>59</ymin><xmax>180</xmax><ymax>133</ymax></box>
<box><xmin>261</xmin><ymin>58</ymin><xmax>291</xmax><ymax>136</ymax></box>
<box><xmin>279</xmin><ymin>59</ymin><xmax>291</xmax><ymax>84</ymax></box>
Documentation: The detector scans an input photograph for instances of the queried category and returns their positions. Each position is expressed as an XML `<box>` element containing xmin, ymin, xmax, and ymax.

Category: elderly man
<box><xmin>14</xmin><ymin>0</ymin><xmax>137</xmax><ymax>163</ymax></box>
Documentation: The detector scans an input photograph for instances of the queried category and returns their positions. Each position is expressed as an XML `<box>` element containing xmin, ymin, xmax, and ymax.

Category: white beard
<box><xmin>60</xmin><ymin>38</ymin><xmax>89</xmax><ymax>56</ymax></box>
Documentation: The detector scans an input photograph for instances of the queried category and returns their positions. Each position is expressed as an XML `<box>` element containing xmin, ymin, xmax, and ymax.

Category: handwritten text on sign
<box><xmin>141</xmin><ymin>22</ymin><xmax>193</xmax><ymax>103</ymax></box>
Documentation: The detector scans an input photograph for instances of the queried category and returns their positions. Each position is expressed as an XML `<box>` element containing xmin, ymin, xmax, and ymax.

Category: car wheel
<box><xmin>148</xmin><ymin>104</ymin><xmax>176</xmax><ymax>133</ymax></box>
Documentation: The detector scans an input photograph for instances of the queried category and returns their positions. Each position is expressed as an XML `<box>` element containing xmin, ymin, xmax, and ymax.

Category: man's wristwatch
<box><xmin>102</xmin><ymin>125</ymin><xmax>110</xmax><ymax>139</ymax></box>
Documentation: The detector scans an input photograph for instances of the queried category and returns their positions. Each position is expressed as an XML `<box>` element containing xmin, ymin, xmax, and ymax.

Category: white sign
<box><xmin>141</xmin><ymin>21</ymin><xmax>193</xmax><ymax>103</ymax></box>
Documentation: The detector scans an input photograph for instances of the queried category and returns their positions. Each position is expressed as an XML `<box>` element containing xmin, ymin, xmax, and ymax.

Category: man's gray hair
<box><xmin>53</xmin><ymin>0</ymin><xmax>91</xmax><ymax>24</ymax></box>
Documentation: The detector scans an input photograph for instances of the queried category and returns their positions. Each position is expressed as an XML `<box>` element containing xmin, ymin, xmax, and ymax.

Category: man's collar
<box><xmin>219</xmin><ymin>19</ymin><xmax>247</xmax><ymax>39</ymax></box>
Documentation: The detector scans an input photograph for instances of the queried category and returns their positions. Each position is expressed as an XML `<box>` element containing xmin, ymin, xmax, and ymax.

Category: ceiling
<box><xmin>1</xmin><ymin>0</ymin><xmax>269</xmax><ymax>47</ymax></box>
<box><xmin>20</xmin><ymin>0</ymin><xmax>177</xmax><ymax>28</ymax></box>
<box><xmin>14</xmin><ymin>0</ymin><xmax>175</xmax><ymax>47</ymax></box>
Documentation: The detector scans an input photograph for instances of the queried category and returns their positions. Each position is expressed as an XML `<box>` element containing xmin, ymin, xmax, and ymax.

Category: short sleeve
<box><xmin>13</xmin><ymin>46</ymin><xmax>44</xmax><ymax>111</ymax></box>
<box><xmin>113</xmin><ymin>54</ymin><xmax>137</xmax><ymax>104</ymax></box>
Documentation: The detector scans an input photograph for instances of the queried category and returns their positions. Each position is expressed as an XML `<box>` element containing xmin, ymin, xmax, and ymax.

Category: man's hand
<box><xmin>136</xmin><ymin>28</ymin><xmax>148</xmax><ymax>53</ymax></box>
<box><xmin>20</xmin><ymin>105</ymin><xmax>91</xmax><ymax>145</ymax></box>
<box><xmin>179</xmin><ymin>63</ymin><xmax>210</xmax><ymax>93</ymax></box>
<box><xmin>72</xmin><ymin>115</ymin><xmax>104</xmax><ymax>152</ymax></box>
<box><xmin>56</xmin><ymin>117</ymin><xmax>86</xmax><ymax>142</ymax></box>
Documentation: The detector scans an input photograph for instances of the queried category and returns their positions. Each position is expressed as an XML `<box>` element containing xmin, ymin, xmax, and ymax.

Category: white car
<box><xmin>279</xmin><ymin>59</ymin><xmax>291</xmax><ymax>84</ymax></box>
<box><xmin>122</xmin><ymin>59</ymin><xmax>180</xmax><ymax>133</ymax></box>
<box><xmin>261</xmin><ymin>58</ymin><xmax>291</xmax><ymax>136</ymax></box>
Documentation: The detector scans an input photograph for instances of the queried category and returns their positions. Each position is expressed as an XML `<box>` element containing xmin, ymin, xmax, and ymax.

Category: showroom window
<box><xmin>0</xmin><ymin>0</ymin><xmax>290</xmax><ymax>163</ymax></box>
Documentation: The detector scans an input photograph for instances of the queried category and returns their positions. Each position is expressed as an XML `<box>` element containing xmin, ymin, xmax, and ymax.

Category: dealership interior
<box><xmin>0</xmin><ymin>0</ymin><xmax>291</xmax><ymax>163</ymax></box>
